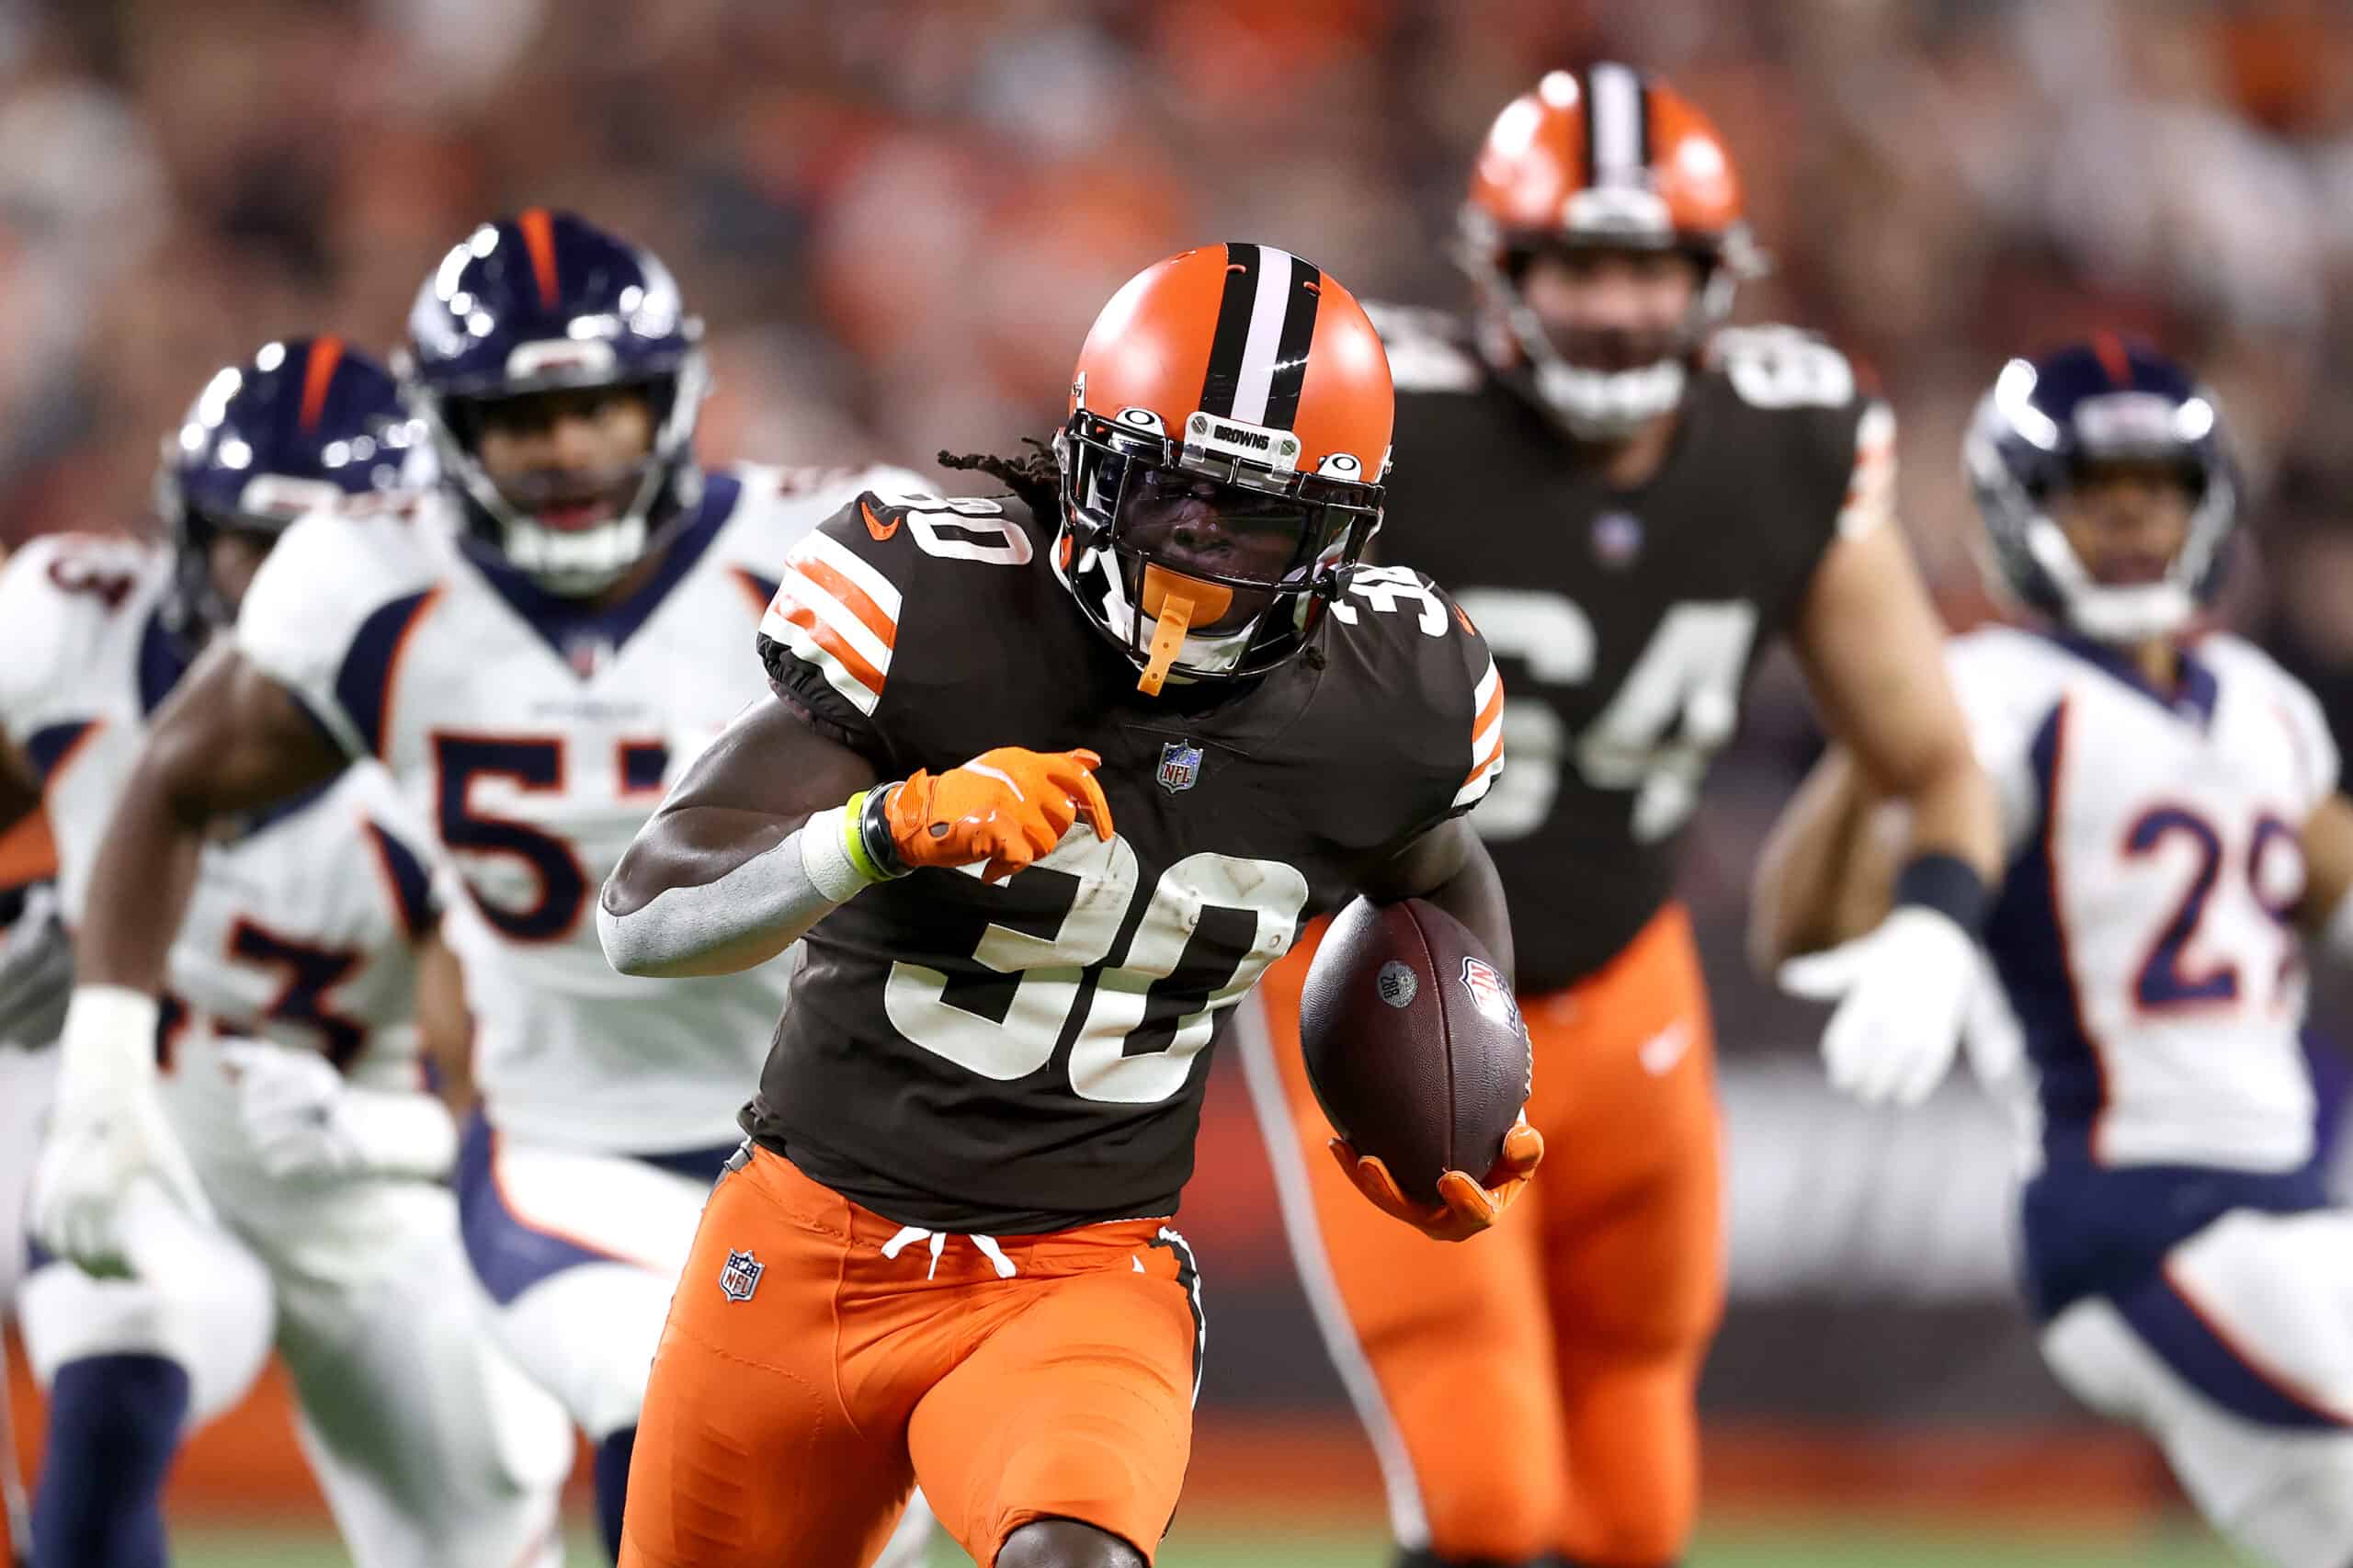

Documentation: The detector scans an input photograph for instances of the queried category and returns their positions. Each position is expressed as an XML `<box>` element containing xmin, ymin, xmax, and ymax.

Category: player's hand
<box><xmin>1328</xmin><ymin>1120</ymin><xmax>1544</xmax><ymax>1243</ymax></box>
<box><xmin>884</xmin><ymin>747</ymin><xmax>1114</xmax><ymax>882</ymax></box>
<box><xmin>31</xmin><ymin>985</ymin><xmax>215</xmax><ymax>1274</ymax></box>
<box><xmin>1779</xmin><ymin>905</ymin><xmax>1981</xmax><ymax>1106</ymax></box>
<box><xmin>222</xmin><ymin>1040</ymin><xmax>459</xmax><ymax>1182</ymax></box>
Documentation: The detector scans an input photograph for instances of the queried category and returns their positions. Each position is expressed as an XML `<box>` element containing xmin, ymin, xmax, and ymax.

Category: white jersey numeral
<box><xmin>1717</xmin><ymin>326</ymin><xmax>1856</xmax><ymax>411</ymax></box>
<box><xmin>1456</xmin><ymin>588</ymin><xmax>1757</xmax><ymax>843</ymax></box>
<box><xmin>1330</xmin><ymin>564</ymin><xmax>1448</xmax><ymax>636</ymax></box>
<box><xmin>869</xmin><ymin>492</ymin><xmax>1034</xmax><ymax>566</ymax></box>
<box><xmin>882</xmin><ymin>836</ymin><xmax>1309</xmax><ymax>1105</ymax></box>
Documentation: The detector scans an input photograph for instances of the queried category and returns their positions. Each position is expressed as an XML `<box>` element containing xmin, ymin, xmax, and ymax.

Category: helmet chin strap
<box><xmin>1137</xmin><ymin>564</ymin><xmax>1235</xmax><ymax>696</ymax></box>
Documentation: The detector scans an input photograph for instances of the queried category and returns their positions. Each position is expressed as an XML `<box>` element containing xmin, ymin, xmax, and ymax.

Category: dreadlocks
<box><xmin>937</xmin><ymin>437</ymin><xmax>1061</xmax><ymax>521</ymax></box>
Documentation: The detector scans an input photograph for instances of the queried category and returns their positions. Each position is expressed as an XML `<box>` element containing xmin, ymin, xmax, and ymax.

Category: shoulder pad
<box><xmin>1365</xmin><ymin>301</ymin><xmax>1483</xmax><ymax>394</ymax></box>
<box><xmin>1324</xmin><ymin>564</ymin><xmax>1503</xmax><ymax>817</ymax></box>
<box><xmin>756</xmin><ymin>489</ymin><xmax>1039</xmax><ymax>727</ymax></box>
<box><xmin>1707</xmin><ymin>325</ymin><xmax>1870</xmax><ymax>415</ymax></box>
<box><xmin>0</xmin><ymin>535</ymin><xmax>163</xmax><ymax>735</ymax></box>
<box><xmin>233</xmin><ymin>502</ymin><xmax>443</xmax><ymax>759</ymax></box>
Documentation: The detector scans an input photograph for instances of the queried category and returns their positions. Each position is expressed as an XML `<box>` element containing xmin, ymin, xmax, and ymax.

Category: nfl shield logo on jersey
<box><xmin>1156</xmin><ymin>741</ymin><xmax>1203</xmax><ymax>795</ymax></box>
<box><xmin>719</xmin><ymin>1249</ymin><xmax>764</xmax><ymax>1302</ymax></box>
<box><xmin>1590</xmin><ymin>510</ymin><xmax>1644</xmax><ymax>568</ymax></box>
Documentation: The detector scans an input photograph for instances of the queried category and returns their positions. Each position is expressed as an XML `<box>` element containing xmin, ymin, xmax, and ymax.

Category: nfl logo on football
<box><xmin>1156</xmin><ymin>740</ymin><xmax>1202</xmax><ymax>795</ymax></box>
<box><xmin>1457</xmin><ymin>956</ymin><xmax>1522</xmax><ymax>1032</ymax></box>
<box><xmin>719</xmin><ymin>1249</ymin><xmax>764</xmax><ymax>1303</ymax></box>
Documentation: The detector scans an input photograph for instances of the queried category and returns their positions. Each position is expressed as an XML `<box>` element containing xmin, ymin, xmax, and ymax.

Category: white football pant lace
<box><xmin>880</xmin><ymin>1225</ymin><xmax>1017</xmax><ymax>1279</ymax></box>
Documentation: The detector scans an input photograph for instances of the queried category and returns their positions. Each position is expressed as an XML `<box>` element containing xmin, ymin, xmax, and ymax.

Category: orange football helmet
<box><xmin>1458</xmin><ymin>64</ymin><xmax>1763</xmax><ymax>437</ymax></box>
<box><xmin>1055</xmin><ymin>243</ymin><xmax>1393</xmax><ymax>695</ymax></box>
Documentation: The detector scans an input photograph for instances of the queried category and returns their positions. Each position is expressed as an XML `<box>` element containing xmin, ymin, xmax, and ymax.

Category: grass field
<box><xmin>165</xmin><ymin>1517</ymin><xmax>2245</xmax><ymax>1566</ymax></box>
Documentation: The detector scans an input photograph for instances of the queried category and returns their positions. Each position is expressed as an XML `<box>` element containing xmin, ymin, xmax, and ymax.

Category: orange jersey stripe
<box><xmin>517</xmin><ymin>209</ymin><xmax>560</xmax><ymax>308</ymax></box>
<box><xmin>792</xmin><ymin>558</ymin><xmax>897</xmax><ymax>652</ymax></box>
<box><xmin>779</xmin><ymin>598</ymin><xmax>886</xmax><ymax>698</ymax></box>
<box><xmin>1471</xmin><ymin>674</ymin><xmax>1505</xmax><ymax>744</ymax></box>
<box><xmin>298</xmin><ymin>335</ymin><xmax>345</xmax><ymax>434</ymax></box>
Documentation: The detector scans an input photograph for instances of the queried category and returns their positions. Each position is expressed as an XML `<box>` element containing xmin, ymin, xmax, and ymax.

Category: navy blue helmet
<box><xmin>157</xmin><ymin>335</ymin><xmax>418</xmax><ymax>636</ymax></box>
<box><xmin>1964</xmin><ymin>337</ymin><xmax>2234</xmax><ymax>643</ymax></box>
<box><xmin>399</xmin><ymin>209</ymin><xmax>709</xmax><ymax>595</ymax></box>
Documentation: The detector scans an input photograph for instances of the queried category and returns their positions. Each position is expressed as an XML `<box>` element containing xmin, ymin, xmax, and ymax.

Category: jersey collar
<box><xmin>459</xmin><ymin>471</ymin><xmax>741</xmax><ymax>676</ymax></box>
<box><xmin>2043</xmin><ymin>629</ymin><xmax>2219</xmax><ymax>730</ymax></box>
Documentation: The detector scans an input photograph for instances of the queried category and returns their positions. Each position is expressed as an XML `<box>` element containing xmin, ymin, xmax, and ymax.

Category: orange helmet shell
<box><xmin>1466</xmin><ymin>65</ymin><xmax>1744</xmax><ymax>250</ymax></box>
<box><xmin>1070</xmin><ymin>244</ymin><xmax>1392</xmax><ymax>485</ymax></box>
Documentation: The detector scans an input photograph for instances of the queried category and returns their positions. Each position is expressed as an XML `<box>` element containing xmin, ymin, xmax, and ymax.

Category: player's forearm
<box><xmin>78</xmin><ymin>758</ymin><xmax>204</xmax><ymax>994</ymax></box>
<box><xmin>1364</xmin><ymin>820</ymin><xmax>1515</xmax><ymax>986</ymax></box>
<box><xmin>1750</xmin><ymin>747</ymin><xmax>1879</xmax><ymax>971</ymax></box>
<box><xmin>600</xmin><ymin>798</ymin><xmax>880</xmax><ymax>978</ymax></box>
<box><xmin>1883</xmin><ymin>736</ymin><xmax>2001</xmax><ymax>885</ymax></box>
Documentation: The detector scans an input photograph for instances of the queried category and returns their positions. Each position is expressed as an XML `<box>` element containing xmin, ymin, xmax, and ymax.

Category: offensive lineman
<box><xmin>41</xmin><ymin>212</ymin><xmax>931</xmax><ymax>1560</ymax></box>
<box><xmin>598</xmin><ymin>243</ymin><xmax>1540</xmax><ymax>1568</ymax></box>
<box><xmin>1755</xmin><ymin>340</ymin><xmax>2353</xmax><ymax>1568</ymax></box>
<box><xmin>10</xmin><ymin>339</ymin><xmax>570</xmax><ymax>1568</ymax></box>
<box><xmin>1248</xmin><ymin>66</ymin><xmax>2001</xmax><ymax>1568</ymax></box>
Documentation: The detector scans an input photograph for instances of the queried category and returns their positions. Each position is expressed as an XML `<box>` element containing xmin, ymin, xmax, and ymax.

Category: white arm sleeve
<box><xmin>597</xmin><ymin>805</ymin><xmax>874</xmax><ymax>979</ymax></box>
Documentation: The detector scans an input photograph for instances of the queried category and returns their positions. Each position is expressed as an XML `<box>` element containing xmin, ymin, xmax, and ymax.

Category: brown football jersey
<box><xmin>745</xmin><ymin>488</ymin><xmax>1502</xmax><ymax>1232</ymax></box>
<box><xmin>1372</xmin><ymin>308</ymin><xmax>1892</xmax><ymax>994</ymax></box>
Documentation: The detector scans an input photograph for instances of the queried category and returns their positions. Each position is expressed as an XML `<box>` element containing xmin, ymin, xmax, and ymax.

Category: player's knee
<box><xmin>995</xmin><ymin>1517</ymin><xmax>1146</xmax><ymax>1568</ymax></box>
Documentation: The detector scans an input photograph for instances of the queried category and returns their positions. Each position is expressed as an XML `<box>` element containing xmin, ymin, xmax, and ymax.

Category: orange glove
<box><xmin>1328</xmin><ymin>1120</ymin><xmax>1544</xmax><ymax>1243</ymax></box>
<box><xmin>882</xmin><ymin>747</ymin><xmax>1115</xmax><ymax>882</ymax></box>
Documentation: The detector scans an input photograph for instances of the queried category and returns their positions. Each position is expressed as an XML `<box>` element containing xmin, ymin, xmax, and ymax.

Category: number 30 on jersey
<box><xmin>886</xmin><ymin>835</ymin><xmax>1307</xmax><ymax>1106</ymax></box>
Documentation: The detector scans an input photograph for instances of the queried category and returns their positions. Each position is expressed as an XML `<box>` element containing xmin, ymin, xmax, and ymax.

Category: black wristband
<box><xmin>1893</xmin><ymin>851</ymin><xmax>1989</xmax><ymax>935</ymax></box>
<box><xmin>858</xmin><ymin>782</ymin><xmax>911</xmax><ymax>880</ymax></box>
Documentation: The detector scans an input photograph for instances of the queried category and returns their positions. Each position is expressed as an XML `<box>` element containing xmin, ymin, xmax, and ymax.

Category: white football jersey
<box><xmin>235</xmin><ymin>462</ymin><xmax>926</xmax><ymax>1152</ymax></box>
<box><xmin>0</xmin><ymin>535</ymin><xmax>439</xmax><ymax>1089</ymax></box>
<box><xmin>1949</xmin><ymin>626</ymin><xmax>2336</xmax><ymax>1174</ymax></box>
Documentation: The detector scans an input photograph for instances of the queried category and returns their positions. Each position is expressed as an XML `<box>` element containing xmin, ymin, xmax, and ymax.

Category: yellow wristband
<box><xmin>840</xmin><ymin>790</ymin><xmax>887</xmax><ymax>883</ymax></box>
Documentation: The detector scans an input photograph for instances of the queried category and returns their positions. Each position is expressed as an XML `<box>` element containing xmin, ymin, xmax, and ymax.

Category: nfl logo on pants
<box><xmin>719</xmin><ymin>1249</ymin><xmax>764</xmax><ymax>1302</ymax></box>
<box><xmin>1156</xmin><ymin>740</ymin><xmax>1202</xmax><ymax>794</ymax></box>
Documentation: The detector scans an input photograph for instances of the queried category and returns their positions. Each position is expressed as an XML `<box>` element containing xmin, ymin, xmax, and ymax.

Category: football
<box><xmin>1297</xmin><ymin>895</ymin><xmax>1532</xmax><ymax>1201</ymax></box>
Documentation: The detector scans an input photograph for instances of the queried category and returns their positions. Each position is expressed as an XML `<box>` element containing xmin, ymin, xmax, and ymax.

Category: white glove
<box><xmin>221</xmin><ymin>1040</ymin><xmax>459</xmax><ymax>1182</ymax></box>
<box><xmin>30</xmin><ymin>985</ymin><xmax>215</xmax><ymax>1274</ymax></box>
<box><xmin>1779</xmin><ymin>906</ymin><xmax>1982</xmax><ymax>1107</ymax></box>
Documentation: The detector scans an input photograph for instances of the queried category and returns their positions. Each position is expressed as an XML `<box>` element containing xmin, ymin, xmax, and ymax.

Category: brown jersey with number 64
<box><xmin>745</xmin><ymin>488</ymin><xmax>1503</xmax><ymax>1233</ymax></box>
<box><xmin>1370</xmin><ymin>307</ymin><xmax>1892</xmax><ymax>993</ymax></box>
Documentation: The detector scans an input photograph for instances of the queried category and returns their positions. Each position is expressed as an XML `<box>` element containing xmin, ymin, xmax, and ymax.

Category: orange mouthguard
<box><xmin>1136</xmin><ymin>565</ymin><xmax>1234</xmax><ymax>696</ymax></box>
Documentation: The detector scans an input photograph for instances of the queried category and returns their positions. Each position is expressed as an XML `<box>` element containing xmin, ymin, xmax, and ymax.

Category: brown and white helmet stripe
<box><xmin>1580</xmin><ymin>62</ymin><xmax>1650</xmax><ymax>193</ymax></box>
<box><xmin>1197</xmin><ymin>243</ymin><xmax>1324</xmax><ymax>430</ymax></box>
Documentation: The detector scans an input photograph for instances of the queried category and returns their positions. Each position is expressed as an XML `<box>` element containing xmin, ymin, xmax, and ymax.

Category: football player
<box><xmin>6</xmin><ymin>340</ymin><xmax>571</xmax><ymax>1568</ymax></box>
<box><xmin>1245</xmin><ymin>66</ymin><xmax>2004</xmax><ymax>1568</ymax></box>
<box><xmin>595</xmin><ymin>242</ymin><xmax>1540</xmax><ymax>1568</ymax></box>
<box><xmin>44</xmin><ymin>212</ymin><xmax>932</xmax><ymax>1561</ymax></box>
<box><xmin>1753</xmin><ymin>340</ymin><xmax>2353</xmax><ymax>1568</ymax></box>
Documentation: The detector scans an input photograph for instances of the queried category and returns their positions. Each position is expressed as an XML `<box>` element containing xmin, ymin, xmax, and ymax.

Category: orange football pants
<box><xmin>1247</xmin><ymin>902</ymin><xmax>1723</xmax><ymax>1568</ymax></box>
<box><xmin>620</xmin><ymin>1146</ymin><xmax>1205</xmax><ymax>1568</ymax></box>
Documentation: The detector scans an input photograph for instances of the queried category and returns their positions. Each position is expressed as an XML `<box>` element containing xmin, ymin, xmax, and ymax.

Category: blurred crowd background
<box><xmin>8</xmin><ymin>0</ymin><xmax>2353</xmax><ymax>1496</ymax></box>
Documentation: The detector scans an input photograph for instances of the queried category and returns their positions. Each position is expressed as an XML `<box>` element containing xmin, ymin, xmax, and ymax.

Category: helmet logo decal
<box><xmin>1184</xmin><ymin>411</ymin><xmax>1299</xmax><ymax>472</ymax></box>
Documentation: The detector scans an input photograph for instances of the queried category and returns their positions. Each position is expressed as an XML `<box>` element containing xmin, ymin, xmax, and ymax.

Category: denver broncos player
<box><xmin>596</xmin><ymin>243</ymin><xmax>1539</xmax><ymax>1568</ymax></box>
<box><xmin>51</xmin><ymin>212</ymin><xmax>929</xmax><ymax>1561</ymax></box>
<box><xmin>1247</xmin><ymin>66</ymin><xmax>2003</xmax><ymax>1568</ymax></box>
<box><xmin>1756</xmin><ymin>342</ymin><xmax>2353</xmax><ymax>1568</ymax></box>
<box><xmin>9</xmin><ymin>340</ymin><xmax>570</xmax><ymax>1568</ymax></box>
